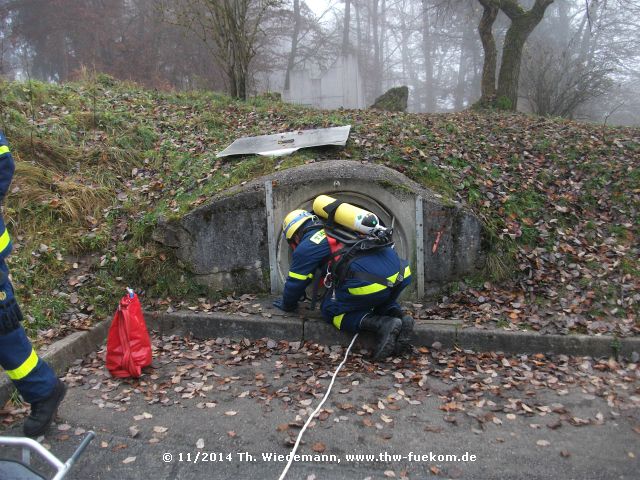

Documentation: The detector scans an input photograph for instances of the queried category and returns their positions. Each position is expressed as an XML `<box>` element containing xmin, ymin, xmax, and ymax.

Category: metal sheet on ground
<box><xmin>216</xmin><ymin>125</ymin><xmax>351</xmax><ymax>158</ymax></box>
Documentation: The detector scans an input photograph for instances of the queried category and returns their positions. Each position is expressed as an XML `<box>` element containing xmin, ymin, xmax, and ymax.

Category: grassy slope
<box><xmin>0</xmin><ymin>74</ymin><xmax>638</xmax><ymax>341</ymax></box>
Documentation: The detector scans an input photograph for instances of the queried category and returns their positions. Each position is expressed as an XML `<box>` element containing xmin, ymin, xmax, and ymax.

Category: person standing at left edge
<box><xmin>0</xmin><ymin>131</ymin><xmax>66</xmax><ymax>437</ymax></box>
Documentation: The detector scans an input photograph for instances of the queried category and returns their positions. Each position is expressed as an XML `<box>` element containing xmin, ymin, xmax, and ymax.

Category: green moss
<box><xmin>496</xmin><ymin>96</ymin><xmax>512</xmax><ymax>110</ymax></box>
<box><xmin>376</xmin><ymin>180</ymin><xmax>413</xmax><ymax>195</ymax></box>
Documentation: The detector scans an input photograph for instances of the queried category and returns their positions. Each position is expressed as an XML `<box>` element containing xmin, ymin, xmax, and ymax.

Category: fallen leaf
<box><xmin>312</xmin><ymin>442</ymin><xmax>326</xmax><ymax>453</ymax></box>
<box><xmin>424</xmin><ymin>425</ymin><xmax>443</xmax><ymax>433</ymax></box>
<box><xmin>122</xmin><ymin>456</ymin><xmax>136</xmax><ymax>464</ymax></box>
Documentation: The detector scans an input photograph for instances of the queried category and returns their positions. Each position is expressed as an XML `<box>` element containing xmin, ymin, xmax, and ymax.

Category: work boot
<box><xmin>359</xmin><ymin>315</ymin><xmax>402</xmax><ymax>361</ymax></box>
<box><xmin>394</xmin><ymin>314</ymin><xmax>415</xmax><ymax>355</ymax></box>
<box><xmin>23</xmin><ymin>379</ymin><xmax>67</xmax><ymax>437</ymax></box>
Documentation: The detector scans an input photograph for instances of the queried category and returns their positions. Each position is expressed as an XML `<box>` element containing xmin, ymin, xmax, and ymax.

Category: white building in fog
<box><xmin>283</xmin><ymin>54</ymin><xmax>365</xmax><ymax>110</ymax></box>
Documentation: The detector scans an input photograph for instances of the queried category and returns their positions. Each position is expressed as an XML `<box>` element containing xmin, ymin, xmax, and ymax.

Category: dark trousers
<box><xmin>0</xmin><ymin>259</ymin><xmax>57</xmax><ymax>403</ymax></box>
<box><xmin>321</xmin><ymin>275</ymin><xmax>412</xmax><ymax>333</ymax></box>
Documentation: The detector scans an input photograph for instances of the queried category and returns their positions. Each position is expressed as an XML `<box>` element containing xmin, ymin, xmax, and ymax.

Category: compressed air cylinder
<box><xmin>312</xmin><ymin>195</ymin><xmax>382</xmax><ymax>235</ymax></box>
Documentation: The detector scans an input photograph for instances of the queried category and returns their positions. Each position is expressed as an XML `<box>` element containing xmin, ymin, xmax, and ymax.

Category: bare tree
<box><xmin>372</xmin><ymin>0</ymin><xmax>382</xmax><ymax>97</ymax></box>
<box><xmin>342</xmin><ymin>0</ymin><xmax>351</xmax><ymax>54</ymax></box>
<box><xmin>160</xmin><ymin>0</ymin><xmax>280</xmax><ymax>100</ymax></box>
<box><xmin>421</xmin><ymin>0</ymin><xmax>435</xmax><ymax>111</ymax></box>
<box><xmin>522</xmin><ymin>38</ymin><xmax>613</xmax><ymax>118</ymax></box>
<box><xmin>284</xmin><ymin>0</ymin><xmax>301</xmax><ymax>91</ymax></box>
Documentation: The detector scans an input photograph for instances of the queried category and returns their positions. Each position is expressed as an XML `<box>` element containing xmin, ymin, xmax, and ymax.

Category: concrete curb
<box><xmin>147</xmin><ymin>311</ymin><xmax>640</xmax><ymax>359</ymax></box>
<box><xmin>0</xmin><ymin>319</ymin><xmax>111</xmax><ymax>407</ymax></box>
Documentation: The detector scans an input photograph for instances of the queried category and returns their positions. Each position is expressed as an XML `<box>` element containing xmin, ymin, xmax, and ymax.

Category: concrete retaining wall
<box><xmin>153</xmin><ymin>160</ymin><xmax>488</xmax><ymax>299</ymax></box>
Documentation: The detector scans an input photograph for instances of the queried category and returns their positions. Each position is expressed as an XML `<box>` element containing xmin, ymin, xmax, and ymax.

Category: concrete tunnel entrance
<box><xmin>153</xmin><ymin>160</ymin><xmax>487</xmax><ymax>300</ymax></box>
<box><xmin>274</xmin><ymin>190</ymin><xmax>412</xmax><ymax>297</ymax></box>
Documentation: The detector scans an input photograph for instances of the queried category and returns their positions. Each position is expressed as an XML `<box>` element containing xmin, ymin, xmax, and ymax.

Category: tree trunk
<box><xmin>228</xmin><ymin>63</ymin><xmax>238</xmax><ymax>99</ymax></box>
<box><xmin>380</xmin><ymin>0</ymin><xmax>386</xmax><ymax>91</ymax></box>
<box><xmin>421</xmin><ymin>0</ymin><xmax>435</xmax><ymax>111</ymax></box>
<box><xmin>477</xmin><ymin>1</ymin><xmax>498</xmax><ymax>106</ymax></box>
<box><xmin>455</xmin><ymin>23</ymin><xmax>474</xmax><ymax>110</ymax></box>
<box><xmin>496</xmin><ymin>0</ymin><xmax>554</xmax><ymax>110</ymax></box>
<box><xmin>285</xmin><ymin>0</ymin><xmax>300</xmax><ymax>91</ymax></box>
<box><xmin>400</xmin><ymin>0</ymin><xmax>409</xmax><ymax>84</ymax></box>
<box><xmin>237</xmin><ymin>65</ymin><xmax>247</xmax><ymax>100</ymax></box>
<box><xmin>372</xmin><ymin>0</ymin><xmax>381</xmax><ymax>98</ymax></box>
<box><xmin>355</xmin><ymin>0</ymin><xmax>361</xmax><ymax>54</ymax></box>
<box><xmin>342</xmin><ymin>0</ymin><xmax>351</xmax><ymax>55</ymax></box>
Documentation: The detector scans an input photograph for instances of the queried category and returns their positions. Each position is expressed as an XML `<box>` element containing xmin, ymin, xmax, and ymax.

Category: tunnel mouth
<box><xmin>275</xmin><ymin>191</ymin><xmax>410</xmax><ymax>289</ymax></box>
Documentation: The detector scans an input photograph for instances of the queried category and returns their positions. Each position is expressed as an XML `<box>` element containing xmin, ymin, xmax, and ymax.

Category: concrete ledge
<box><xmin>148</xmin><ymin>311</ymin><xmax>640</xmax><ymax>359</ymax></box>
<box><xmin>146</xmin><ymin>311</ymin><xmax>304</xmax><ymax>343</ymax></box>
<box><xmin>410</xmin><ymin>325</ymin><xmax>640</xmax><ymax>358</ymax></box>
<box><xmin>0</xmin><ymin>319</ymin><xmax>111</xmax><ymax>407</ymax></box>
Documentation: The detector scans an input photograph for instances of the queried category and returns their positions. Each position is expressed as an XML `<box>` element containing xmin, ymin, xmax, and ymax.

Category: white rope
<box><xmin>277</xmin><ymin>333</ymin><xmax>359</xmax><ymax>480</ymax></box>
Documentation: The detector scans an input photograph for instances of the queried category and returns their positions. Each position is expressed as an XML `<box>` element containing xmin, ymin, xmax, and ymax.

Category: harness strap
<box><xmin>309</xmin><ymin>233</ymin><xmax>343</xmax><ymax>311</ymax></box>
<box><xmin>326</xmin><ymin>234</ymin><xmax>342</xmax><ymax>260</ymax></box>
<box><xmin>322</xmin><ymin>200</ymin><xmax>344</xmax><ymax>227</ymax></box>
<box><xmin>348</xmin><ymin>270</ymin><xmax>404</xmax><ymax>288</ymax></box>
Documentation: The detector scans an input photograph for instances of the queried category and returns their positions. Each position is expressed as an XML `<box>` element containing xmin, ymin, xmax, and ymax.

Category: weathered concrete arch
<box><xmin>153</xmin><ymin>160</ymin><xmax>488</xmax><ymax>299</ymax></box>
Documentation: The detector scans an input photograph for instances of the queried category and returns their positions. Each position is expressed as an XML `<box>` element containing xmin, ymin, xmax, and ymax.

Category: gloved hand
<box><xmin>273</xmin><ymin>298</ymin><xmax>296</xmax><ymax>312</ymax></box>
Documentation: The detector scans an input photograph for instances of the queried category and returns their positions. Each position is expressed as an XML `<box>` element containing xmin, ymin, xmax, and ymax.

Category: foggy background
<box><xmin>1</xmin><ymin>0</ymin><xmax>638</xmax><ymax>125</ymax></box>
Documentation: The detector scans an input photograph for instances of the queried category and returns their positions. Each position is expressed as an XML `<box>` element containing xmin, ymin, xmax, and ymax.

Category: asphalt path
<box><xmin>1</xmin><ymin>333</ymin><xmax>638</xmax><ymax>480</ymax></box>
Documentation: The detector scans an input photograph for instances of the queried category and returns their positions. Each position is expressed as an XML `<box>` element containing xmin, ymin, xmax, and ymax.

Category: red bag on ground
<box><xmin>106</xmin><ymin>290</ymin><xmax>152</xmax><ymax>378</ymax></box>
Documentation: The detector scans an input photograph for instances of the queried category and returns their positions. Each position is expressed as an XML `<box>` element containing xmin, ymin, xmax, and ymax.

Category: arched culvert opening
<box><xmin>270</xmin><ymin>169</ymin><xmax>420</xmax><ymax>298</ymax></box>
<box><xmin>275</xmin><ymin>191</ymin><xmax>411</xmax><ymax>295</ymax></box>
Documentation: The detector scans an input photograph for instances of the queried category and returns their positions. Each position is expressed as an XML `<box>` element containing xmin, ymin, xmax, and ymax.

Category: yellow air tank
<box><xmin>312</xmin><ymin>195</ymin><xmax>383</xmax><ymax>235</ymax></box>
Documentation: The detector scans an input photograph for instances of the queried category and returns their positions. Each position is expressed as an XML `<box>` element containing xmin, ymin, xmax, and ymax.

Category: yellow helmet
<box><xmin>282</xmin><ymin>209</ymin><xmax>314</xmax><ymax>241</ymax></box>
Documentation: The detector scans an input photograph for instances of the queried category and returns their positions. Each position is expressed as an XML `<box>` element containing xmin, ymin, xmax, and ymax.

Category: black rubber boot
<box><xmin>394</xmin><ymin>314</ymin><xmax>415</xmax><ymax>355</ymax></box>
<box><xmin>360</xmin><ymin>315</ymin><xmax>402</xmax><ymax>361</ymax></box>
<box><xmin>23</xmin><ymin>379</ymin><xmax>67</xmax><ymax>437</ymax></box>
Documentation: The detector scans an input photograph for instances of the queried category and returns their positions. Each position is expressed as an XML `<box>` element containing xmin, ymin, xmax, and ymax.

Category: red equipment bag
<box><xmin>106</xmin><ymin>290</ymin><xmax>152</xmax><ymax>378</ymax></box>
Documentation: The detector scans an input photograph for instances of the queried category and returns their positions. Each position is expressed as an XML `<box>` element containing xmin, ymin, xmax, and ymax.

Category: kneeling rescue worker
<box><xmin>273</xmin><ymin>196</ymin><xmax>414</xmax><ymax>360</ymax></box>
<box><xmin>0</xmin><ymin>130</ymin><xmax>66</xmax><ymax>437</ymax></box>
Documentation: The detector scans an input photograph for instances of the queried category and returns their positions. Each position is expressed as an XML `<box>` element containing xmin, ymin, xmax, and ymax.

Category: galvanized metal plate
<box><xmin>216</xmin><ymin>125</ymin><xmax>351</xmax><ymax>158</ymax></box>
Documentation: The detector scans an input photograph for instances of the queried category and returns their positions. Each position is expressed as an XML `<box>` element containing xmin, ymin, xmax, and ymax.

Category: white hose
<box><xmin>277</xmin><ymin>333</ymin><xmax>359</xmax><ymax>480</ymax></box>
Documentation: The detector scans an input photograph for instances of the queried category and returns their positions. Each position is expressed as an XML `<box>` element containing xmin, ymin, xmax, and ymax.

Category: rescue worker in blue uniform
<box><xmin>0</xmin><ymin>131</ymin><xmax>66</xmax><ymax>437</ymax></box>
<box><xmin>273</xmin><ymin>210</ymin><xmax>414</xmax><ymax>360</ymax></box>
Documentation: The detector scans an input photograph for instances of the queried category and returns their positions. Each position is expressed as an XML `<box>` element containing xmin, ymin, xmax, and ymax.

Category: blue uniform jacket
<box><xmin>282</xmin><ymin>226</ymin><xmax>408</xmax><ymax>309</ymax></box>
<box><xmin>0</xmin><ymin>131</ymin><xmax>14</xmax><ymax>260</ymax></box>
